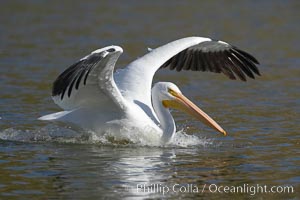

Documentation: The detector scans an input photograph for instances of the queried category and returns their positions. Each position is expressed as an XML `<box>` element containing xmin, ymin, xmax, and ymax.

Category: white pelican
<box><xmin>39</xmin><ymin>37</ymin><xmax>260</xmax><ymax>143</ymax></box>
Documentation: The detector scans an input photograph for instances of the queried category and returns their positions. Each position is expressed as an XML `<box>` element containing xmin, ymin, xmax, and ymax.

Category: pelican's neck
<box><xmin>152</xmin><ymin>92</ymin><xmax>176</xmax><ymax>144</ymax></box>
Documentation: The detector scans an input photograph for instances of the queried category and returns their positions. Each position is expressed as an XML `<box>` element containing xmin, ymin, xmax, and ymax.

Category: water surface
<box><xmin>0</xmin><ymin>1</ymin><xmax>299</xmax><ymax>199</ymax></box>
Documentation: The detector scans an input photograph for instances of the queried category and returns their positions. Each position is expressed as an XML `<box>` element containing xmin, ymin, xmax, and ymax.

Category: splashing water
<box><xmin>0</xmin><ymin>125</ymin><xmax>213</xmax><ymax>148</ymax></box>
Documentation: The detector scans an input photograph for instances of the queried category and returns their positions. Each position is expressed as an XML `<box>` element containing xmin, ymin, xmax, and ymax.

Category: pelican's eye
<box><xmin>107</xmin><ymin>48</ymin><xmax>115</xmax><ymax>52</ymax></box>
<box><xmin>168</xmin><ymin>88</ymin><xmax>177</xmax><ymax>97</ymax></box>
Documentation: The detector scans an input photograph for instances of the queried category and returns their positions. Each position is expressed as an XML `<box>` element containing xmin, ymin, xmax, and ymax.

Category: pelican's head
<box><xmin>153</xmin><ymin>82</ymin><xmax>227</xmax><ymax>136</ymax></box>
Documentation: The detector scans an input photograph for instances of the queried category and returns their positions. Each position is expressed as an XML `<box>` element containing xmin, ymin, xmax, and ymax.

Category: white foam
<box><xmin>0</xmin><ymin>125</ymin><xmax>213</xmax><ymax>148</ymax></box>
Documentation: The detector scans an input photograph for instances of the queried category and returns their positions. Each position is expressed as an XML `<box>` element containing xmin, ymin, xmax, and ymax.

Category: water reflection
<box><xmin>112</xmin><ymin>148</ymin><xmax>174</xmax><ymax>198</ymax></box>
<box><xmin>0</xmin><ymin>136</ymin><xmax>298</xmax><ymax>199</ymax></box>
<box><xmin>37</xmin><ymin>145</ymin><xmax>177</xmax><ymax>199</ymax></box>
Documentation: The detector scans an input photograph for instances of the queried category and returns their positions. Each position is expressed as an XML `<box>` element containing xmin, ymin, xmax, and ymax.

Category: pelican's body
<box><xmin>39</xmin><ymin>37</ymin><xmax>260</xmax><ymax>143</ymax></box>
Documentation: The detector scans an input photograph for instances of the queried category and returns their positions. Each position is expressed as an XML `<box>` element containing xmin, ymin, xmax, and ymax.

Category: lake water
<box><xmin>0</xmin><ymin>1</ymin><xmax>299</xmax><ymax>199</ymax></box>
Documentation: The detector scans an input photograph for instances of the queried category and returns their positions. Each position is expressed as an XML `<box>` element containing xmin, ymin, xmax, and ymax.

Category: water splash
<box><xmin>0</xmin><ymin>125</ymin><xmax>213</xmax><ymax>148</ymax></box>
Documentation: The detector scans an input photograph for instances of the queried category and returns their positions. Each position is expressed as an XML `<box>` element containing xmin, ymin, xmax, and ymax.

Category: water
<box><xmin>1</xmin><ymin>0</ymin><xmax>299</xmax><ymax>199</ymax></box>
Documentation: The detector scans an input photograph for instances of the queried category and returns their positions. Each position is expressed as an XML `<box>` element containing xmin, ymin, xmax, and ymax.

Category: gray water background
<box><xmin>0</xmin><ymin>1</ymin><xmax>299</xmax><ymax>199</ymax></box>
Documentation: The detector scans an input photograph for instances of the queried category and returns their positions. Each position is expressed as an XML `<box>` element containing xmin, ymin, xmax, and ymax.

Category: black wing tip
<box><xmin>52</xmin><ymin>78</ymin><xmax>64</xmax><ymax>97</ymax></box>
<box><xmin>159</xmin><ymin>40</ymin><xmax>261</xmax><ymax>82</ymax></box>
<box><xmin>232</xmin><ymin>46</ymin><xmax>260</xmax><ymax>65</ymax></box>
<box><xmin>51</xmin><ymin>51</ymin><xmax>107</xmax><ymax>100</ymax></box>
<box><xmin>230</xmin><ymin>47</ymin><xmax>261</xmax><ymax>78</ymax></box>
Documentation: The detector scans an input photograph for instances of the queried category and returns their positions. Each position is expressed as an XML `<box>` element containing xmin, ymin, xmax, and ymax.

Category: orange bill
<box><xmin>163</xmin><ymin>91</ymin><xmax>227</xmax><ymax>136</ymax></box>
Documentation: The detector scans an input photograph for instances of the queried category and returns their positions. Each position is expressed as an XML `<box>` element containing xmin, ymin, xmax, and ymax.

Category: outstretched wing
<box><xmin>160</xmin><ymin>40</ymin><xmax>260</xmax><ymax>81</ymax></box>
<box><xmin>52</xmin><ymin>45</ymin><xmax>126</xmax><ymax>112</ymax></box>
<box><xmin>116</xmin><ymin>37</ymin><xmax>260</xmax><ymax>107</ymax></box>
